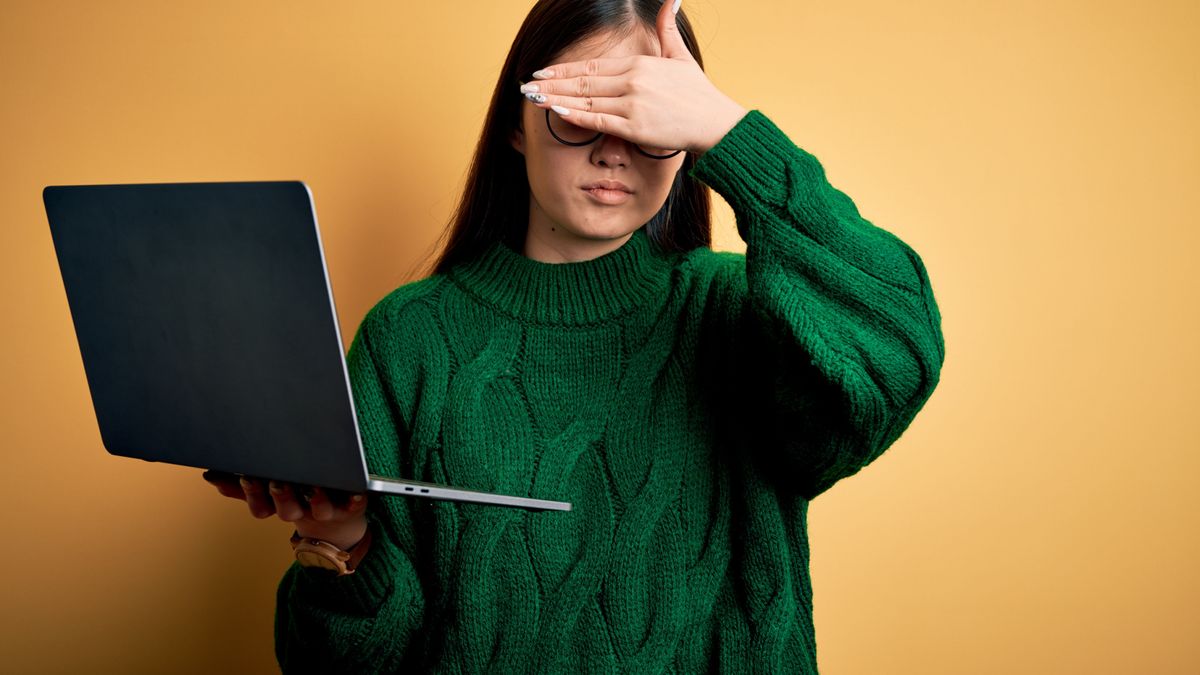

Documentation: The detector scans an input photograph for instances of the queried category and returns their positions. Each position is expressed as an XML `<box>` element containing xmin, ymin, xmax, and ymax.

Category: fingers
<box><xmin>344</xmin><ymin>491</ymin><xmax>369</xmax><ymax>517</ymax></box>
<box><xmin>532</xmin><ymin>56</ymin><xmax>635</xmax><ymax>83</ymax></box>
<box><xmin>523</xmin><ymin>90</ymin><xmax>629</xmax><ymax>118</ymax></box>
<box><xmin>311</xmin><ymin>487</ymin><xmax>369</xmax><ymax>521</ymax></box>
<box><xmin>307</xmin><ymin>486</ymin><xmax>335</xmax><ymax>522</ymax></box>
<box><xmin>522</xmin><ymin>73</ymin><xmax>627</xmax><ymax>100</ymax></box>
<box><xmin>239</xmin><ymin>477</ymin><xmax>277</xmax><ymax>519</ymax></box>
<box><xmin>543</xmin><ymin>106</ymin><xmax>632</xmax><ymax>140</ymax></box>
<box><xmin>269</xmin><ymin>481</ymin><xmax>306</xmax><ymax>522</ymax></box>
<box><xmin>204</xmin><ymin>471</ymin><xmax>367</xmax><ymax>525</ymax></box>
<box><xmin>203</xmin><ymin>470</ymin><xmax>247</xmax><ymax>500</ymax></box>
<box><xmin>520</xmin><ymin>81</ymin><xmax>630</xmax><ymax>135</ymax></box>
<box><xmin>519</xmin><ymin>56</ymin><xmax>657</xmax><ymax>138</ymax></box>
<box><xmin>655</xmin><ymin>0</ymin><xmax>691</xmax><ymax>61</ymax></box>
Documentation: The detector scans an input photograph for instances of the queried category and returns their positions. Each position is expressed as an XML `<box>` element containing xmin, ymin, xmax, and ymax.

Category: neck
<box><xmin>523</xmin><ymin>228</ymin><xmax>634</xmax><ymax>263</ymax></box>
<box><xmin>521</xmin><ymin>198</ymin><xmax>636</xmax><ymax>263</ymax></box>
<box><xmin>447</xmin><ymin>227</ymin><xmax>668</xmax><ymax>326</ymax></box>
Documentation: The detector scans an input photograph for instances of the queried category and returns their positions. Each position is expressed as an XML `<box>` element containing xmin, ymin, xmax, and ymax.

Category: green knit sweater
<box><xmin>274</xmin><ymin>110</ymin><xmax>945</xmax><ymax>674</ymax></box>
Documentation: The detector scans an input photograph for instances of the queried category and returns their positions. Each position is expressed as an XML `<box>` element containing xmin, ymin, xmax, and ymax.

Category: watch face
<box><xmin>296</xmin><ymin>550</ymin><xmax>342</xmax><ymax>571</ymax></box>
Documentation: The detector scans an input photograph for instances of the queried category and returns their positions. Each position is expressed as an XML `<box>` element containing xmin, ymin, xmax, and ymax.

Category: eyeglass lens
<box><xmin>545</xmin><ymin>109</ymin><xmax>679</xmax><ymax>159</ymax></box>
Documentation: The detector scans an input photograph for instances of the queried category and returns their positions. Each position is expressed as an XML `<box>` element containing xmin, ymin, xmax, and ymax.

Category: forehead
<box><xmin>553</xmin><ymin>26</ymin><xmax>662</xmax><ymax>63</ymax></box>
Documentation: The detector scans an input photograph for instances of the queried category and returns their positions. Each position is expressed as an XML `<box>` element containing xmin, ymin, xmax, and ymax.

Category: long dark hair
<box><xmin>431</xmin><ymin>0</ymin><xmax>712</xmax><ymax>274</ymax></box>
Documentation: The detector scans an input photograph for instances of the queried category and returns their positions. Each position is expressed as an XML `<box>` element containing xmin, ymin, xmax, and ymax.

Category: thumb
<box><xmin>656</xmin><ymin>0</ymin><xmax>691</xmax><ymax>61</ymax></box>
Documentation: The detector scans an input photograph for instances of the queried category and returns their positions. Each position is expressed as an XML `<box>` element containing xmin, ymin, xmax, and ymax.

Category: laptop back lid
<box><xmin>43</xmin><ymin>181</ymin><xmax>370</xmax><ymax>492</ymax></box>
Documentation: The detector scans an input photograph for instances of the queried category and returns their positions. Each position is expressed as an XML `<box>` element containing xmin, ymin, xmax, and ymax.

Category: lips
<box><xmin>581</xmin><ymin>181</ymin><xmax>633</xmax><ymax>205</ymax></box>
<box><xmin>581</xmin><ymin>180</ymin><xmax>632</xmax><ymax>193</ymax></box>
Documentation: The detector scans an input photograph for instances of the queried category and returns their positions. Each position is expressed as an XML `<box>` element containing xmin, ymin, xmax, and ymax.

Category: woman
<box><xmin>207</xmin><ymin>0</ymin><xmax>945</xmax><ymax>672</ymax></box>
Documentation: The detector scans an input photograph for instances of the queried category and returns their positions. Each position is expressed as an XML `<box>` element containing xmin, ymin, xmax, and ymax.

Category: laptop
<box><xmin>43</xmin><ymin>181</ymin><xmax>571</xmax><ymax>512</ymax></box>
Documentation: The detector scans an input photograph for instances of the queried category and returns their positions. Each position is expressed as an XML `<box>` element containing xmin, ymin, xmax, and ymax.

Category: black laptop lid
<box><xmin>43</xmin><ymin>181</ymin><xmax>369</xmax><ymax>492</ymax></box>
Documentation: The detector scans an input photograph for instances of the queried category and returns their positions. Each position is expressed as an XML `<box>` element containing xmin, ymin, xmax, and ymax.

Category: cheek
<box><xmin>641</xmin><ymin>163</ymin><xmax>683</xmax><ymax>206</ymax></box>
<box><xmin>526</xmin><ymin>151</ymin><xmax>574</xmax><ymax>201</ymax></box>
<box><xmin>524</xmin><ymin>153</ymin><xmax>584</xmax><ymax>225</ymax></box>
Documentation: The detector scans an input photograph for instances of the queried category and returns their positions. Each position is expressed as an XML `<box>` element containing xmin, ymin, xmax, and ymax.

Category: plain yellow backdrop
<box><xmin>3</xmin><ymin>0</ymin><xmax>1197</xmax><ymax>673</ymax></box>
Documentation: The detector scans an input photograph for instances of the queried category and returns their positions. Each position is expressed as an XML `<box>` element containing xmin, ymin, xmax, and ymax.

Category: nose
<box><xmin>590</xmin><ymin>132</ymin><xmax>632</xmax><ymax>168</ymax></box>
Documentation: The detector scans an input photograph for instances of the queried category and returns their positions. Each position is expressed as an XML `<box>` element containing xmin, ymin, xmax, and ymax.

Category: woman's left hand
<box><xmin>520</xmin><ymin>0</ymin><xmax>748</xmax><ymax>156</ymax></box>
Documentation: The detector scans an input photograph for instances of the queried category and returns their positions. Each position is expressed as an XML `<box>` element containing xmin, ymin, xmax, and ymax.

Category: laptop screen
<box><xmin>44</xmin><ymin>182</ymin><xmax>370</xmax><ymax>492</ymax></box>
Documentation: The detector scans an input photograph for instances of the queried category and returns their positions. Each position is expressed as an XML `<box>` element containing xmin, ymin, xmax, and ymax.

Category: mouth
<box><xmin>581</xmin><ymin>180</ymin><xmax>633</xmax><ymax>205</ymax></box>
<box><xmin>582</xmin><ymin>187</ymin><xmax>633</xmax><ymax>204</ymax></box>
<box><xmin>581</xmin><ymin>180</ymin><xmax>633</xmax><ymax>194</ymax></box>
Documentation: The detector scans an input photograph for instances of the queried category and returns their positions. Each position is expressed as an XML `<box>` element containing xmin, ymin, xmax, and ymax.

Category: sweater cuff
<box><xmin>292</xmin><ymin>523</ymin><xmax>400</xmax><ymax>616</ymax></box>
<box><xmin>689</xmin><ymin>109</ymin><xmax>823</xmax><ymax>231</ymax></box>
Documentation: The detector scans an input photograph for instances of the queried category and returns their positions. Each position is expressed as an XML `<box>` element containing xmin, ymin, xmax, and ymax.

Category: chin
<box><xmin>568</xmin><ymin>211</ymin><xmax>649</xmax><ymax>240</ymax></box>
<box><xmin>570</xmin><ymin>222</ymin><xmax>643</xmax><ymax>242</ymax></box>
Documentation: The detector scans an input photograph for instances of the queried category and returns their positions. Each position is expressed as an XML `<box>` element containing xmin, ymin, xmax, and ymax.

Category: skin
<box><xmin>511</xmin><ymin>27</ymin><xmax>687</xmax><ymax>263</ymax></box>
<box><xmin>514</xmin><ymin>0</ymin><xmax>747</xmax><ymax>262</ymax></box>
<box><xmin>204</xmin><ymin>0</ymin><xmax>747</xmax><ymax>553</ymax></box>
<box><xmin>203</xmin><ymin>470</ymin><xmax>368</xmax><ymax>550</ymax></box>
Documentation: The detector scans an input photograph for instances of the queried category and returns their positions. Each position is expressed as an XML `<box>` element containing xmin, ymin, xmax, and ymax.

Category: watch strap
<box><xmin>290</xmin><ymin>525</ymin><xmax>373</xmax><ymax>576</ymax></box>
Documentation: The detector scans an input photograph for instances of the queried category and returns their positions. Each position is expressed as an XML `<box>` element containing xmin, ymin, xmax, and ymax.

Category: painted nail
<box><xmin>532</xmin><ymin>69</ymin><xmax>554</xmax><ymax>79</ymax></box>
<box><xmin>524</xmin><ymin>92</ymin><xmax>547</xmax><ymax>104</ymax></box>
<box><xmin>671</xmin><ymin>0</ymin><xmax>682</xmax><ymax>14</ymax></box>
<box><xmin>519</xmin><ymin>83</ymin><xmax>539</xmax><ymax>93</ymax></box>
<box><xmin>550</xmin><ymin>105</ymin><xmax>570</xmax><ymax>116</ymax></box>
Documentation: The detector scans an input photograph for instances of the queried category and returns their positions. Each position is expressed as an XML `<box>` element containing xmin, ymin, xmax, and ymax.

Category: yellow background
<box><xmin>3</xmin><ymin>0</ymin><xmax>1197</xmax><ymax>672</ymax></box>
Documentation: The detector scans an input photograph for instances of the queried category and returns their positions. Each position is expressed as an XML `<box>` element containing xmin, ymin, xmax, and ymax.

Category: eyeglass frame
<box><xmin>535</xmin><ymin>106</ymin><xmax>683</xmax><ymax>160</ymax></box>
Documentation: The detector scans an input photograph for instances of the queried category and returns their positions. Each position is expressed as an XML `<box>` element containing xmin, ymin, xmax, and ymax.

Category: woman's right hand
<box><xmin>202</xmin><ymin>470</ymin><xmax>369</xmax><ymax>550</ymax></box>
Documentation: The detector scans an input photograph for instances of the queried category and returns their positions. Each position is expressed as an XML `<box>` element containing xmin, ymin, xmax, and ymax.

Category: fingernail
<box><xmin>671</xmin><ymin>0</ymin><xmax>682</xmax><ymax>14</ymax></box>
<box><xmin>550</xmin><ymin>105</ymin><xmax>571</xmax><ymax>116</ymax></box>
<box><xmin>239</xmin><ymin>477</ymin><xmax>254</xmax><ymax>491</ymax></box>
<box><xmin>524</xmin><ymin>92</ymin><xmax>547</xmax><ymax>104</ymax></box>
<box><xmin>269</xmin><ymin>481</ymin><xmax>284</xmax><ymax>494</ymax></box>
<box><xmin>351</xmin><ymin>494</ymin><xmax>364</xmax><ymax>502</ymax></box>
<box><xmin>532</xmin><ymin>69</ymin><xmax>554</xmax><ymax>79</ymax></box>
<box><xmin>519</xmin><ymin>83</ymin><xmax>539</xmax><ymax>93</ymax></box>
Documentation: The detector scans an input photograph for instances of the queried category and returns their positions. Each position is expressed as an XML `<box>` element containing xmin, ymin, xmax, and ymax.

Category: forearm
<box><xmin>275</xmin><ymin>521</ymin><xmax>425</xmax><ymax>672</ymax></box>
<box><xmin>692</xmin><ymin>110</ymin><xmax>945</xmax><ymax>498</ymax></box>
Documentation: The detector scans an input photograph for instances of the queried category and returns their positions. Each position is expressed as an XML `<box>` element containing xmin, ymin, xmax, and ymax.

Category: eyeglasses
<box><xmin>524</xmin><ymin>93</ymin><xmax>683</xmax><ymax>159</ymax></box>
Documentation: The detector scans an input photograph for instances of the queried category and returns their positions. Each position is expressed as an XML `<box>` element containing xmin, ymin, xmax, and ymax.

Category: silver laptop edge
<box><xmin>368</xmin><ymin>475</ymin><xmax>572</xmax><ymax>511</ymax></box>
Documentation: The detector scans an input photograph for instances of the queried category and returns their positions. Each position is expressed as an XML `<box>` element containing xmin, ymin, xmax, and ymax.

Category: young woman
<box><xmin>207</xmin><ymin>0</ymin><xmax>944</xmax><ymax>672</ymax></box>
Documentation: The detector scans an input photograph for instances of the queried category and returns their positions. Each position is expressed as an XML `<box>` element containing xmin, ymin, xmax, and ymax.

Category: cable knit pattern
<box><xmin>274</xmin><ymin>110</ymin><xmax>945</xmax><ymax>674</ymax></box>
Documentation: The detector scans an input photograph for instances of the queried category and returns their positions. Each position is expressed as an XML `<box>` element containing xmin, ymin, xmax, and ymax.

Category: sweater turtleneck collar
<box><xmin>446</xmin><ymin>228</ymin><xmax>672</xmax><ymax>326</ymax></box>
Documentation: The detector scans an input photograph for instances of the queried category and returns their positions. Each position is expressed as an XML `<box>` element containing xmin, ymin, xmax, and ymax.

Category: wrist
<box><xmin>294</xmin><ymin>517</ymin><xmax>369</xmax><ymax>551</ymax></box>
<box><xmin>692</xmin><ymin>99</ymin><xmax>748</xmax><ymax>156</ymax></box>
<box><xmin>290</xmin><ymin>523</ymin><xmax>374</xmax><ymax>576</ymax></box>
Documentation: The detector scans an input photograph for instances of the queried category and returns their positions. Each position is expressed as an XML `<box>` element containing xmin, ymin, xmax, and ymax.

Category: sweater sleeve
<box><xmin>273</xmin><ymin>308</ymin><xmax>426</xmax><ymax>672</ymax></box>
<box><xmin>689</xmin><ymin>110</ymin><xmax>945</xmax><ymax>501</ymax></box>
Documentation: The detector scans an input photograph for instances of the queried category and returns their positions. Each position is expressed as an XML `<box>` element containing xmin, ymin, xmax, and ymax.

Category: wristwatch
<box><xmin>290</xmin><ymin>525</ymin><xmax>373</xmax><ymax>576</ymax></box>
